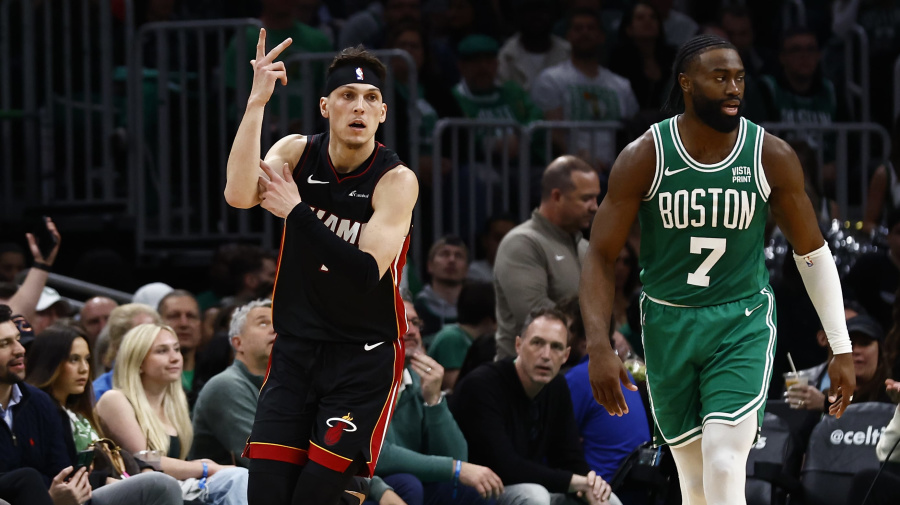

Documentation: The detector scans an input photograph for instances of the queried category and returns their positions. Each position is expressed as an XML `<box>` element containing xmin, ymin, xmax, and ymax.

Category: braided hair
<box><xmin>662</xmin><ymin>35</ymin><xmax>737</xmax><ymax>114</ymax></box>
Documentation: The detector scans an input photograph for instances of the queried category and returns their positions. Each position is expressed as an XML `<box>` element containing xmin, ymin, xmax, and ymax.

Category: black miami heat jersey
<box><xmin>271</xmin><ymin>132</ymin><xmax>410</xmax><ymax>343</ymax></box>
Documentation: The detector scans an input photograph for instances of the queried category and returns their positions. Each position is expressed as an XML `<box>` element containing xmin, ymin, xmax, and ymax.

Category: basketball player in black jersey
<box><xmin>225</xmin><ymin>29</ymin><xmax>418</xmax><ymax>505</ymax></box>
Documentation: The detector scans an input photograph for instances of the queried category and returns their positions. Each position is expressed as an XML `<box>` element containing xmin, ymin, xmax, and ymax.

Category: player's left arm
<box><xmin>763</xmin><ymin>132</ymin><xmax>855</xmax><ymax>417</ymax></box>
<box><xmin>358</xmin><ymin>166</ymin><xmax>419</xmax><ymax>278</ymax></box>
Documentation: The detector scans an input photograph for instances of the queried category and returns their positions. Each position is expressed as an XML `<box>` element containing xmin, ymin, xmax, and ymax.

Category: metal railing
<box><xmin>430</xmin><ymin>119</ymin><xmax>524</xmax><ymax>247</ymax></box>
<box><xmin>0</xmin><ymin>0</ymin><xmax>133</xmax><ymax>217</ymax></box>
<box><xmin>128</xmin><ymin>18</ymin><xmax>270</xmax><ymax>257</ymax></box>
<box><xmin>429</xmin><ymin>119</ymin><xmax>626</xmax><ymax>248</ymax></box>
<box><xmin>753</xmin><ymin>122</ymin><xmax>889</xmax><ymax>219</ymax></box>
<box><xmin>843</xmin><ymin>24</ymin><xmax>870</xmax><ymax>122</ymax></box>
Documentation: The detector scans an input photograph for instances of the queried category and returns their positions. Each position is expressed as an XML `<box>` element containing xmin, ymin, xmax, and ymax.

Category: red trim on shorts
<box><xmin>365</xmin><ymin>338</ymin><xmax>405</xmax><ymax>477</ymax></box>
<box><xmin>308</xmin><ymin>442</ymin><xmax>354</xmax><ymax>472</ymax></box>
<box><xmin>243</xmin><ymin>442</ymin><xmax>309</xmax><ymax>465</ymax></box>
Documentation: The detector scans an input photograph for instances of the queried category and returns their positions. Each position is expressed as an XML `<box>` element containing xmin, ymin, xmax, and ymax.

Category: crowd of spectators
<box><xmin>3</xmin><ymin>0</ymin><xmax>900</xmax><ymax>504</ymax></box>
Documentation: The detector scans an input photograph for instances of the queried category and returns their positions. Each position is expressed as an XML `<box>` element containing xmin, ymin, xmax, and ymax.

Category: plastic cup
<box><xmin>783</xmin><ymin>371</ymin><xmax>809</xmax><ymax>408</ymax></box>
<box><xmin>134</xmin><ymin>449</ymin><xmax>163</xmax><ymax>471</ymax></box>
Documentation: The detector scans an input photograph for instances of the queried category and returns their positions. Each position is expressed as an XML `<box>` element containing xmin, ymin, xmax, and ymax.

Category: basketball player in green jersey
<box><xmin>579</xmin><ymin>35</ymin><xmax>856</xmax><ymax>505</ymax></box>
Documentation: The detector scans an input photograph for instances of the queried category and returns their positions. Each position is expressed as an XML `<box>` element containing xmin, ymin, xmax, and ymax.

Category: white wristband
<box><xmin>793</xmin><ymin>243</ymin><xmax>852</xmax><ymax>355</ymax></box>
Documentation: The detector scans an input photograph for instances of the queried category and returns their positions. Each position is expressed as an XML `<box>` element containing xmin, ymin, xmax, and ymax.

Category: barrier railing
<box><xmin>430</xmin><ymin>118</ymin><xmax>525</xmax><ymax>248</ymax></box>
<box><xmin>756</xmin><ymin>122</ymin><xmax>889</xmax><ymax>219</ymax></box>
<box><xmin>843</xmin><ymin>24</ymin><xmax>870</xmax><ymax>122</ymax></box>
<box><xmin>0</xmin><ymin>0</ymin><xmax>133</xmax><ymax>217</ymax></box>
<box><xmin>128</xmin><ymin>19</ymin><xmax>269</xmax><ymax>257</ymax></box>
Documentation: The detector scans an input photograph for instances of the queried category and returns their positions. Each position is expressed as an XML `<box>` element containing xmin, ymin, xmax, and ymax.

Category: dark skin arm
<box><xmin>580</xmin><ymin>132</ymin><xmax>656</xmax><ymax>416</ymax></box>
<box><xmin>763</xmin><ymin>132</ymin><xmax>855</xmax><ymax>418</ymax></box>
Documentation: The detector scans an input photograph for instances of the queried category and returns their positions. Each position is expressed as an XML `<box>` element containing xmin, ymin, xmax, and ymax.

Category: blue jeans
<box><xmin>206</xmin><ymin>467</ymin><xmax>249</xmax><ymax>505</ymax></box>
<box><xmin>365</xmin><ymin>473</ymin><xmax>496</xmax><ymax>505</ymax></box>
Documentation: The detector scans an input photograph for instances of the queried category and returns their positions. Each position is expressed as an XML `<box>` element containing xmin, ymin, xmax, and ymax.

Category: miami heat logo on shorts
<box><xmin>324</xmin><ymin>413</ymin><xmax>358</xmax><ymax>446</ymax></box>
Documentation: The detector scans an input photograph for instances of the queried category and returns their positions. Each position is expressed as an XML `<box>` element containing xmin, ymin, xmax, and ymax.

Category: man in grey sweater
<box><xmin>190</xmin><ymin>299</ymin><xmax>274</xmax><ymax>467</ymax></box>
<box><xmin>494</xmin><ymin>156</ymin><xmax>600</xmax><ymax>359</ymax></box>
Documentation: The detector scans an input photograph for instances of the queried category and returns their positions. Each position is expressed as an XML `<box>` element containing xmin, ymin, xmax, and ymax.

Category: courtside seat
<box><xmin>746</xmin><ymin>412</ymin><xmax>802</xmax><ymax>505</ymax></box>
<box><xmin>800</xmin><ymin>402</ymin><xmax>896</xmax><ymax>505</ymax></box>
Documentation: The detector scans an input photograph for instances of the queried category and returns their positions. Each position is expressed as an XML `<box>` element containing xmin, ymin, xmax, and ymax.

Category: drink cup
<box><xmin>134</xmin><ymin>449</ymin><xmax>163</xmax><ymax>471</ymax></box>
<box><xmin>783</xmin><ymin>371</ymin><xmax>809</xmax><ymax>408</ymax></box>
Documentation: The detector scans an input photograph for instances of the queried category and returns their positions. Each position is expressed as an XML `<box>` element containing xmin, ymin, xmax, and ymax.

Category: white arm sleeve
<box><xmin>793</xmin><ymin>243</ymin><xmax>852</xmax><ymax>355</ymax></box>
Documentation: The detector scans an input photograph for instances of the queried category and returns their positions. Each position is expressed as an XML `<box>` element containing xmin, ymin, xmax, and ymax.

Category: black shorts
<box><xmin>242</xmin><ymin>335</ymin><xmax>404</xmax><ymax>477</ymax></box>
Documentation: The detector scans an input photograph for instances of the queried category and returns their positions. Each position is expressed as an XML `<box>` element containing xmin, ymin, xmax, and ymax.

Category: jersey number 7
<box><xmin>687</xmin><ymin>237</ymin><xmax>726</xmax><ymax>287</ymax></box>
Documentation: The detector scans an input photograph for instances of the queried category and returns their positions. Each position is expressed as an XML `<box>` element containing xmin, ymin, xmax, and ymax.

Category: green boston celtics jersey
<box><xmin>638</xmin><ymin>116</ymin><xmax>770</xmax><ymax>306</ymax></box>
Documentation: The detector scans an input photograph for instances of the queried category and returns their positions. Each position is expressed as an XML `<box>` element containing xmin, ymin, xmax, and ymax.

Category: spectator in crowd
<box><xmin>93</xmin><ymin>303</ymin><xmax>162</xmax><ymax>400</ymax></box>
<box><xmin>864</xmin><ymin>117</ymin><xmax>900</xmax><ymax>233</ymax></box>
<box><xmin>372</xmin><ymin>294</ymin><xmax>503</xmax><ymax>504</ymax></box>
<box><xmin>845</xmin><ymin>209</ymin><xmax>900</xmax><ymax>333</ymax></box>
<box><xmin>565</xmin><ymin>307</ymin><xmax>650</xmax><ymax>483</ymax></box>
<box><xmin>760</xmin><ymin>27</ymin><xmax>838</xmax><ymax>125</ymax></box>
<box><xmin>846</xmin><ymin>379</ymin><xmax>900</xmax><ymax>505</ymax></box>
<box><xmin>0</xmin><ymin>304</ymin><xmax>183</xmax><ymax>505</ymax></box>
<box><xmin>384</xmin><ymin>22</ymin><xmax>458</xmax><ymax>188</ymax></box>
<box><xmin>845</xmin><ymin>315</ymin><xmax>893</xmax><ymax>404</ymax></box>
<box><xmin>718</xmin><ymin>5</ymin><xmax>771</xmax><ymax>76</ymax></box>
<box><xmin>157</xmin><ymin>290</ymin><xmax>208</xmax><ymax>400</ymax></box>
<box><xmin>30</xmin><ymin>288</ymin><xmax>71</xmax><ymax>337</ymax></box>
<box><xmin>451</xmin><ymin>34</ymin><xmax>543</xmax><ymax>161</ymax></box>
<box><xmin>5</xmin><ymin>218</ymin><xmax>61</xmax><ymax>329</ymax></box>
<box><xmin>496</xmin><ymin>0</ymin><xmax>570</xmax><ymax>92</ymax></box>
<box><xmin>0</xmin><ymin>467</ymin><xmax>55</xmax><ymax>505</ymax></box>
<box><xmin>0</xmin><ymin>244</ymin><xmax>25</xmax><ymax>283</ymax></box>
<box><xmin>785</xmin><ymin>305</ymin><xmax>861</xmax><ymax>411</ymax></box>
<box><xmin>338</xmin><ymin>0</ymin><xmax>421</xmax><ymax>49</ymax></box>
<box><xmin>199</xmin><ymin>244</ymin><xmax>276</xmax><ymax>312</ymax></box>
<box><xmin>224</xmin><ymin>0</ymin><xmax>333</xmax><ymax>129</ymax></box>
<box><xmin>609</xmin><ymin>1</ymin><xmax>676</xmax><ymax>112</ymax></box>
<box><xmin>429</xmin><ymin>282</ymin><xmax>497</xmax><ymax>390</ymax></box>
<box><xmin>531</xmin><ymin>8</ymin><xmax>639</xmax><ymax>169</ymax></box>
<box><xmin>493</xmin><ymin>156</ymin><xmax>599</xmax><ymax>360</ymax></box>
<box><xmin>132</xmin><ymin>282</ymin><xmax>174</xmax><ymax>310</ymax></box>
<box><xmin>24</xmin><ymin>323</ymin><xmax>184</xmax><ymax>504</ymax></box>
<box><xmin>190</xmin><ymin>299</ymin><xmax>274</xmax><ymax>467</ymax></box>
<box><xmin>96</xmin><ymin>323</ymin><xmax>249</xmax><ymax>505</ymax></box>
<box><xmin>467</xmin><ymin>214</ymin><xmax>517</xmax><ymax>283</ymax></box>
<box><xmin>79</xmin><ymin>297</ymin><xmax>118</xmax><ymax>347</ymax></box>
<box><xmin>453</xmin><ymin>308</ymin><xmax>621</xmax><ymax>505</ymax></box>
<box><xmin>647</xmin><ymin>0</ymin><xmax>698</xmax><ymax>47</ymax></box>
<box><xmin>415</xmin><ymin>236</ymin><xmax>469</xmax><ymax>338</ymax></box>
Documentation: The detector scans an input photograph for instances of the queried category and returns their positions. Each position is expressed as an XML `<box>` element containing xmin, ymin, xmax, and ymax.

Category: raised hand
<box><xmin>248</xmin><ymin>28</ymin><xmax>293</xmax><ymax>107</ymax></box>
<box><xmin>25</xmin><ymin>217</ymin><xmax>61</xmax><ymax>266</ymax></box>
<box><xmin>409</xmin><ymin>352</ymin><xmax>443</xmax><ymax>406</ymax></box>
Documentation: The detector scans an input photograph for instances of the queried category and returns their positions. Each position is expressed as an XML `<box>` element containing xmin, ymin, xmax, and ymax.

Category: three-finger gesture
<box><xmin>25</xmin><ymin>217</ymin><xmax>61</xmax><ymax>266</ymax></box>
<box><xmin>258</xmin><ymin>160</ymin><xmax>301</xmax><ymax>218</ymax></box>
<box><xmin>249</xmin><ymin>28</ymin><xmax>293</xmax><ymax>107</ymax></box>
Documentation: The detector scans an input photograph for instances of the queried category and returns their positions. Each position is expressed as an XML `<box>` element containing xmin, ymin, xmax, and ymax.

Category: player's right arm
<box><xmin>224</xmin><ymin>28</ymin><xmax>294</xmax><ymax>209</ymax></box>
<box><xmin>580</xmin><ymin>131</ymin><xmax>656</xmax><ymax>416</ymax></box>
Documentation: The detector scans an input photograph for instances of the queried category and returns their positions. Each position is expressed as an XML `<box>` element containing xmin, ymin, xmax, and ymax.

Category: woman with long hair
<box><xmin>609</xmin><ymin>1</ymin><xmax>676</xmax><ymax>112</ymax></box>
<box><xmin>96</xmin><ymin>323</ymin><xmax>249</xmax><ymax>505</ymax></box>
<box><xmin>25</xmin><ymin>324</ymin><xmax>182</xmax><ymax>505</ymax></box>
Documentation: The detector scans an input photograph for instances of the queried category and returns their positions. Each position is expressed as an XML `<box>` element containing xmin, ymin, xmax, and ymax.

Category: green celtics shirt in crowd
<box><xmin>638</xmin><ymin>116</ymin><xmax>770</xmax><ymax>307</ymax></box>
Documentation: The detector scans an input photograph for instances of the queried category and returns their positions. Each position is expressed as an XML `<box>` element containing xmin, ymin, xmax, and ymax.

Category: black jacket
<box><xmin>0</xmin><ymin>383</ymin><xmax>71</xmax><ymax>486</ymax></box>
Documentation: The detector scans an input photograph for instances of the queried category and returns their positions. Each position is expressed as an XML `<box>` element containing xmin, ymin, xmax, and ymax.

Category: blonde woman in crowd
<box><xmin>96</xmin><ymin>323</ymin><xmax>249</xmax><ymax>505</ymax></box>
